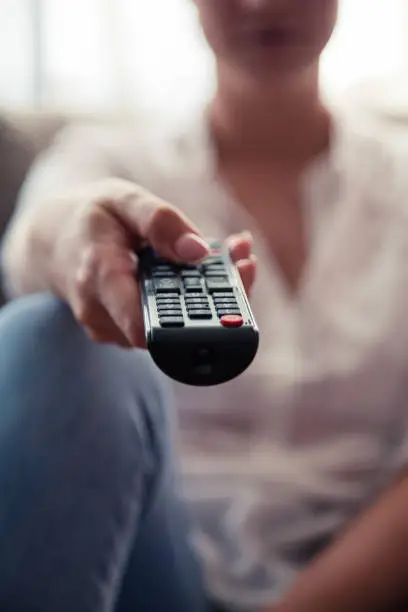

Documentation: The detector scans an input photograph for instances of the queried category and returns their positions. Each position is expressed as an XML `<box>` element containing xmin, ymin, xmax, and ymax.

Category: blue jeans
<box><xmin>0</xmin><ymin>294</ymin><xmax>212</xmax><ymax>612</ymax></box>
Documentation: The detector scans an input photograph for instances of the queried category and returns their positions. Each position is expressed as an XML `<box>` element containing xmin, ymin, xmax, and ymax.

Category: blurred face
<box><xmin>194</xmin><ymin>0</ymin><xmax>338</xmax><ymax>81</ymax></box>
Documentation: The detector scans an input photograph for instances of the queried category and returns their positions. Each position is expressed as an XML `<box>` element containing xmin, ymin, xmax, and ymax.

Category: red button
<box><xmin>220</xmin><ymin>314</ymin><xmax>243</xmax><ymax>328</ymax></box>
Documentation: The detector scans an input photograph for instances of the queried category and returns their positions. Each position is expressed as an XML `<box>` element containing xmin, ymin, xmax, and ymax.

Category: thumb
<box><xmin>147</xmin><ymin>205</ymin><xmax>210</xmax><ymax>263</ymax></box>
<box><xmin>104</xmin><ymin>181</ymin><xmax>210</xmax><ymax>263</ymax></box>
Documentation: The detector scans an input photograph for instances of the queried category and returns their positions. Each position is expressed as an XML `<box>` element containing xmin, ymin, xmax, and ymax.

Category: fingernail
<box><xmin>174</xmin><ymin>233</ymin><xmax>210</xmax><ymax>261</ymax></box>
<box><xmin>240</xmin><ymin>230</ymin><xmax>253</xmax><ymax>243</ymax></box>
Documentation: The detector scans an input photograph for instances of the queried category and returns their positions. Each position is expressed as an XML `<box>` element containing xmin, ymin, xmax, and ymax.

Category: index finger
<box><xmin>99</xmin><ymin>267</ymin><xmax>146</xmax><ymax>347</ymax></box>
<box><xmin>103</xmin><ymin>183</ymin><xmax>210</xmax><ymax>263</ymax></box>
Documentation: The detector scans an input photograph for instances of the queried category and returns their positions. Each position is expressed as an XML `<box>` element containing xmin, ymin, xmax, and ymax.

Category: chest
<box><xmin>174</xmin><ymin>172</ymin><xmax>408</xmax><ymax>453</ymax></box>
<box><xmin>159</xmin><ymin>153</ymin><xmax>408</xmax><ymax>371</ymax></box>
<box><xmin>218</xmin><ymin>161</ymin><xmax>308</xmax><ymax>292</ymax></box>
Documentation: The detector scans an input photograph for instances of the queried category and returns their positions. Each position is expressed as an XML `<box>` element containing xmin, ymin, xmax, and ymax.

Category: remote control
<box><xmin>138</xmin><ymin>240</ymin><xmax>259</xmax><ymax>386</ymax></box>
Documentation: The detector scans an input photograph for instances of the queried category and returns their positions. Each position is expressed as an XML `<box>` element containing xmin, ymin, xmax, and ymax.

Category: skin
<box><xmin>3</xmin><ymin>1</ymin><xmax>408</xmax><ymax>609</ymax></box>
<box><xmin>269</xmin><ymin>474</ymin><xmax>408</xmax><ymax>612</ymax></box>
<box><xmin>196</xmin><ymin>0</ymin><xmax>338</xmax><ymax>84</ymax></box>
<box><xmin>3</xmin><ymin>0</ymin><xmax>337</xmax><ymax>342</ymax></box>
<box><xmin>197</xmin><ymin>2</ymin><xmax>408</xmax><ymax>611</ymax></box>
<box><xmin>196</xmin><ymin>0</ymin><xmax>337</xmax><ymax>291</ymax></box>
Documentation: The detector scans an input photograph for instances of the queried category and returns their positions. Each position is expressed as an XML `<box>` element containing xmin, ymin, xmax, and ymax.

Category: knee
<box><xmin>0</xmin><ymin>295</ymin><xmax>175</xmax><ymax>610</ymax></box>
<box><xmin>0</xmin><ymin>293</ymin><xmax>172</xmax><ymax>478</ymax></box>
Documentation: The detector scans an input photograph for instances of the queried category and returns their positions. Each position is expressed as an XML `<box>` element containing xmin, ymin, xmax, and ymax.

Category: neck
<box><xmin>209</xmin><ymin>62</ymin><xmax>331</xmax><ymax>164</ymax></box>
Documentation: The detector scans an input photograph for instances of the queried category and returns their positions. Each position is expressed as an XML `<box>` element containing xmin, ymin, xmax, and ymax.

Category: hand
<box><xmin>52</xmin><ymin>178</ymin><xmax>256</xmax><ymax>348</ymax></box>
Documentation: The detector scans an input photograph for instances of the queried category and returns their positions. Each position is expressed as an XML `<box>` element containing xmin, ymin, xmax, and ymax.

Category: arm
<box><xmin>267</xmin><ymin>474</ymin><xmax>408</xmax><ymax>612</ymax></box>
<box><xmin>1</xmin><ymin>121</ymin><xmax>254</xmax><ymax>347</ymax></box>
<box><xmin>0</xmin><ymin>122</ymin><xmax>210</xmax><ymax>347</ymax></box>
<box><xmin>1</xmin><ymin>124</ymin><xmax>118</xmax><ymax>297</ymax></box>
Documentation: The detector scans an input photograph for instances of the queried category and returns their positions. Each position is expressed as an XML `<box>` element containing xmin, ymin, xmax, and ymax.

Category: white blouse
<box><xmin>5</xmin><ymin>102</ymin><xmax>408</xmax><ymax>610</ymax></box>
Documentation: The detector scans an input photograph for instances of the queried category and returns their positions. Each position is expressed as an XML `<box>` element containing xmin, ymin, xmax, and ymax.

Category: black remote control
<box><xmin>138</xmin><ymin>240</ymin><xmax>259</xmax><ymax>386</ymax></box>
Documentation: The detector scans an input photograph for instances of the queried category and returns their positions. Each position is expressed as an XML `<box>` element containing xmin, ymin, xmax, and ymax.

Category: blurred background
<box><xmin>0</xmin><ymin>0</ymin><xmax>408</xmax><ymax>304</ymax></box>
<box><xmin>2</xmin><ymin>0</ymin><xmax>408</xmax><ymax>119</ymax></box>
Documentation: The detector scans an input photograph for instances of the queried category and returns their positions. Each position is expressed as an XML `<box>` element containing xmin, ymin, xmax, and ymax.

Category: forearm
<box><xmin>1</xmin><ymin>125</ymin><xmax>114</xmax><ymax>298</ymax></box>
<box><xmin>1</xmin><ymin>194</ymin><xmax>78</xmax><ymax>298</ymax></box>
<box><xmin>268</xmin><ymin>475</ymin><xmax>408</xmax><ymax>612</ymax></box>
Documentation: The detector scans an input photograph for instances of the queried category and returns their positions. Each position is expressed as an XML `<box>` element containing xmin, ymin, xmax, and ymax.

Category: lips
<box><xmin>256</xmin><ymin>28</ymin><xmax>292</xmax><ymax>46</ymax></box>
<box><xmin>240</xmin><ymin>26</ymin><xmax>295</xmax><ymax>48</ymax></box>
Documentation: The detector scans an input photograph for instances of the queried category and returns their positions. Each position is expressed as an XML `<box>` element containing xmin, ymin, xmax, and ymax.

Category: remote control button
<box><xmin>157</xmin><ymin>306</ymin><xmax>182</xmax><ymax>313</ymax></box>
<box><xmin>157</xmin><ymin>300</ymin><xmax>182</xmax><ymax>307</ymax></box>
<box><xmin>214</xmin><ymin>303</ymin><xmax>238</xmax><ymax>311</ymax></box>
<box><xmin>155</xmin><ymin>264</ymin><xmax>173</xmax><ymax>272</ymax></box>
<box><xmin>188</xmin><ymin>310</ymin><xmax>213</xmax><ymax>320</ymax></box>
<box><xmin>188</xmin><ymin>310</ymin><xmax>211</xmax><ymax>317</ymax></box>
<box><xmin>185</xmin><ymin>286</ymin><xmax>204</xmax><ymax>294</ymax></box>
<box><xmin>186</xmin><ymin>307</ymin><xmax>209</xmax><ymax>313</ymax></box>
<box><xmin>214</xmin><ymin>300</ymin><xmax>238</xmax><ymax>307</ymax></box>
<box><xmin>180</xmin><ymin>269</ymin><xmax>201</xmax><ymax>278</ymax></box>
<box><xmin>155</xmin><ymin>292</ymin><xmax>179</xmax><ymax>299</ymax></box>
<box><xmin>206</xmin><ymin>276</ymin><xmax>227</xmax><ymax>283</ymax></box>
<box><xmin>212</xmin><ymin>296</ymin><xmax>237</xmax><ymax>304</ymax></box>
<box><xmin>216</xmin><ymin>308</ymin><xmax>239</xmax><ymax>316</ymax></box>
<box><xmin>153</xmin><ymin>279</ymin><xmax>180</xmax><ymax>293</ymax></box>
<box><xmin>217</xmin><ymin>308</ymin><xmax>241</xmax><ymax>317</ymax></box>
<box><xmin>220</xmin><ymin>314</ymin><xmax>243</xmax><ymax>327</ymax></box>
<box><xmin>203</xmin><ymin>263</ymin><xmax>225</xmax><ymax>272</ymax></box>
<box><xmin>187</xmin><ymin>305</ymin><xmax>210</xmax><ymax>312</ymax></box>
<box><xmin>157</xmin><ymin>309</ymin><xmax>183</xmax><ymax>317</ymax></box>
<box><xmin>209</xmin><ymin>239</ymin><xmax>222</xmax><ymax>248</ymax></box>
<box><xmin>177</xmin><ymin>263</ymin><xmax>197</xmax><ymax>270</ymax></box>
<box><xmin>203</xmin><ymin>262</ymin><xmax>225</xmax><ymax>269</ymax></box>
<box><xmin>185</xmin><ymin>299</ymin><xmax>208</xmax><ymax>304</ymax></box>
<box><xmin>152</xmin><ymin>270</ymin><xmax>177</xmax><ymax>278</ymax></box>
<box><xmin>156</xmin><ymin>298</ymin><xmax>181</xmax><ymax>304</ymax></box>
<box><xmin>183</xmin><ymin>278</ymin><xmax>203</xmax><ymax>289</ymax></box>
<box><xmin>202</xmin><ymin>256</ymin><xmax>224</xmax><ymax>267</ymax></box>
<box><xmin>184</xmin><ymin>295</ymin><xmax>209</xmax><ymax>306</ymax></box>
<box><xmin>158</xmin><ymin>307</ymin><xmax>183</xmax><ymax>314</ymax></box>
<box><xmin>184</xmin><ymin>292</ymin><xmax>204</xmax><ymax>298</ymax></box>
<box><xmin>156</xmin><ymin>294</ymin><xmax>181</xmax><ymax>306</ymax></box>
<box><xmin>185</xmin><ymin>297</ymin><xmax>209</xmax><ymax>303</ymax></box>
<box><xmin>185</xmin><ymin>297</ymin><xmax>208</xmax><ymax>303</ymax></box>
<box><xmin>157</xmin><ymin>305</ymin><xmax>182</xmax><ymax>311</ymax></box>
<box><xmin>204</xmin><ymin>270</ymin><xmax>227</xmax><ymax>278</ymax></box>
<box><xmin>159</xmin><ymin>317</ymin><xmax>184</xmax><ymax>328</ymax></box>
<box><xmin>206</xmin><ymin>279</ymin><xmax>233</xmax><ymax>293</ymax></box>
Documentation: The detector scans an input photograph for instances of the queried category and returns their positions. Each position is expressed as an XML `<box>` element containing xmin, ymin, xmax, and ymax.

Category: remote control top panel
<box><xmin>139</xmin><ymin>241</ymin><xmax>259</xmax><ymax>386</ymax></box>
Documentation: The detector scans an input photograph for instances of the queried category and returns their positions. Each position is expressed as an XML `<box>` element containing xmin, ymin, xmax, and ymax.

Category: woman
<box><xmin>1</xmin><ymin>0</ymin><xmax>408</xmax><ymax>610</ymax></box>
